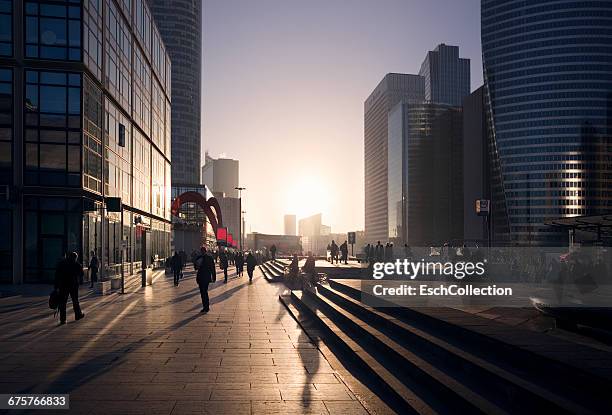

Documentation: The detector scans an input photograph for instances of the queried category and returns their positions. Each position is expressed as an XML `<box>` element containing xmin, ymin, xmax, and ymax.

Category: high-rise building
<box><xmin>149</xmin><ymin>0</ymin><xmax>202</xmax><ymax>185</ymax></box>
<box><xmin>214</xmin><ymin>192</ymin><xmax>242</xmax><ymax>249</ymax></box>
<box><xmin>284</xmin><ymin>214</ymin><xmax>296</xmax><ymax>236</ymax></box>
<box><xmin>419</xmin><ymin>44</ymin><xmax>470</xmax><ymax>107</ymax></box>
<box><xmin>2</xmin><ymin>0</ymin><xmax>172</xmax><ymax>284</ymax></box>
<box><xmin>364</xmin><ymin>73</ymin><xmax>425</xmax><ymax>243</ymax></box>
<box><xmin>462</xmin><ymin>87</ymin><xmax>490</xmax><ymax>244</ymax></box>
<box><xmin>201</xmin><ymin>154</ymin><xmax>240</xmax><ymax>198</ymax></box>
<box><xmin>482</xmin><ymin>0</ymin><xmax>612</xmax><ymax>245</ymax></box>
<box><xmin>387</xmin><ymin>101</ymin><xmax>463</xmax><ymax>246</ymax></box>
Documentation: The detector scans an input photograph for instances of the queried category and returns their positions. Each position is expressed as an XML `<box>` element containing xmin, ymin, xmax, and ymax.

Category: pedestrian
<box><xmin>330</xmin><ymin>240</ymin><xmax>339</xmax><ymax>264</ymax></box>
<box><xmin>270</xmin><ymin>244</ymin><xmax>277</xmax><ymax>260</ymax></box>
<box><xmin>246</xmin><ymin>251</ymin><xmax>257</xmax><ymax>282</ymax></box>
<box><xmin>171</xmin><ymin>251</ymin><xmax>182</xmax><ymax>286</ymax></box>
<box><xmin>88</xmin><ymin>250</ymin><xmax>99</xmax><ymax>288</ymax></box>
<box><xmin>235</xmin><ymin>251</ymin><xmax>244</xmax><ymax>277</ymax></box>
<box><xmin>340</xmin><ymin>241</ymin><xmax>349</xmax><ymax>264</ymax></box>
<box><xmin>375</xmin><ymin>241</ymin><xmax>384</xmax><ymax>262</ymax></box>
<box><xmin>219</xmin><ymin>250</ymin><xmax>229</xmax><ymax>283</ymax></box>
<box><xmin>54</xmin><ymin>252</ymin><xmax>85</xmax><ymax>325</ymax></box>
<box><xmin>195</xmin><ymin>247</ymin><xmax>216</xmax><ymax>313</ymax></box>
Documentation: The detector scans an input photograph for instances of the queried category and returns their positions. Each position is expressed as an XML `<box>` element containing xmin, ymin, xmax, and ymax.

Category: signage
<box><xmin>217</xmin><ymin>227</ymin><xmax>227</xmax><ymax>241</ymax></box>
<box><xmin>348</xmin><ymin>232</ymin><xmax>356</xmax><ymax>245</ymax></box>
<box><xmin>476</xmin><ymin>199</ymin><xmax>490</xmax><ymax>216</ymax></box>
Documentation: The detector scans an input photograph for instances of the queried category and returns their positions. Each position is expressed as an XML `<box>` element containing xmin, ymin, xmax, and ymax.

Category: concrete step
<box><xmin>318</xmin><ymin>283</ymin><xmax>588</xmax><ymax>414</ymax></box>
<box><xmin>329</xmin><ymin>279</ymin><xmax>612</xmax><ymax>412</ymax></box>
<box><xmin>259</xmin><ymin>261</ymin><xmax>283</xmax><ymax>282</ymax></box>
<box><xmin>286</xmin><ymin>290</ymin><xmax>434</xmax><ymax>415</ymax></box>
<box><xmin>302</xmin><ymin>288</ymin><xmax>504</xmax><ymax>415</ymax></box>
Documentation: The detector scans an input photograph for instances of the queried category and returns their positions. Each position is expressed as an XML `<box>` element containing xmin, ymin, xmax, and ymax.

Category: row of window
<box><xmin>495</xmin><ymin>91</ymin><xmax>612</xmax><ymax>108</ymax></box>
<box><xmin>496</xmin><ymin>109</ymin><xmax>609</xmax><ymax>124</ymax></box>
<box><xmin>492</xmin><ymin>64</ymin><xmax>612</xmax><ymax>83</ymax></box>
<box><xmin>484</xmin><ymin>36</ymin><xmax>612</xmax><ymax>61</ymax></box>
<box><xmin>483</xmin><ymin>18</ymin><xmax>612</xmax><ymax>44</ymax></box>
<box><xmin>0</xmin><ymin>68</ymin><xmax>11</xmax><ymax>184</ymax></box>
<box><xmin>483</xmin><ymin>10</ymin><xmax>612</xmax><ymax>37</ymax></box>
<box><xmin>490</xmin><ymin>82</ymin><xmax>612</xmax><ymax>101</ymax></box>
<box><xmin>25</xmin><ymin>1</ymin><xmax>81</xmax><ymax>61</ymax></box>
<box><xmin>507</xmin><ymin>198</ymin><xmax>606</xmax><ymax>207</ymax></box>
<box><xmin>507</xmin><ymin>190</ymin><xmax>612</xmax><ymax>198</ymax></box>
<box><xmin>482</xmin><ymin>1</ymin><xmax>610</xmax><ymax>24</ymax></box>
<box><xmin>496</xmin><ymin>126</ymin><xmax>610</xmax><ymax>141</ymax></box>
<box><xmin>493</xmin><ymin>73</ymin><xmax>612</xmax><ymax>92</ymax></box>
<box><xmin>508</xmin><ymin>208</ymin><xmax>595</xmax><ymax>216</ymax></box>
<box><xmin>485</xmin><ymin>46</ymin><xmax>612</xmax><ymax>68</ymax></box>
<box><xmin>505</xmin><ymin>180</ymin><xmax>612</xmax><ymax>189</ymax></box>
<box><xmin>503</xmin><ymin>162</ymin><xmax>612</xmax><ymax>173</ymax></box>
<box><xmin>490</xmin><ymin>51</ymin><xmax>612</xmax><ymax>76</ymax></box>
<box><xmin>495</xmin><ymin>116</ymin><xmax>609</xmax><ymax>131</ymax></box>
<box><xmin>500</xmin><ymin>145</ymin><xmax>612</xmax><ymax>156</ymax></box>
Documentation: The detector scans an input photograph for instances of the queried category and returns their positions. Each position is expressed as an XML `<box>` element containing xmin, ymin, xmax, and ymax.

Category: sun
<box><xmin>284</xmin><ymin>174</ymin><xmax>330</xmax><ymax>220</ymax></box>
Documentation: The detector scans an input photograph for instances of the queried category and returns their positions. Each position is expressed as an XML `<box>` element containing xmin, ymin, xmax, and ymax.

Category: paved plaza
<box><xmin>0</xmin><ymin>268</ymin><xmax>373</xmax><ymax>415</ymax></box>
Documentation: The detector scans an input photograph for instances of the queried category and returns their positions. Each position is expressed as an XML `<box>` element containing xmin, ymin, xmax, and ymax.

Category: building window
<box><xmin>25</xmin><ymin>0</ymin><xmax>81</xmax><ymax>61</ymax></box>
<box><xmin>84</xmin><ymin>75</ymin><xmax>103</xmax><ymax>193</ymax></box>
<box><xmin>0</xmin><ymin>0</ymin><xmax>12</xmax><ymax>56</ymax></box>
<box><xmin>25</xmin><ymin>70</ymin><xmax>82</xmax><ymax>186</ymax></box>
<box><xmin>0</xmin><ymin>68</ymin><xmax>12</xmax><ymax>184</ymax></box>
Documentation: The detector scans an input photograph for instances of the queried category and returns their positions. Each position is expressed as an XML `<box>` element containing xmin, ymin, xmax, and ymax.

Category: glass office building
<box><xmin>388</xmin><ymin>101</ymin><xmax>463</xmax><ymax>246</ymax></box>
<box><xmin>1</xmin><ymin>0</ymin><xmax>172</xmax><ymax>284</ymax></box>
<box><xmin>419</xmin><ymin>44</ymin><xmax>471</xmax><ymax>107</ymax></box>
<box><xmin>482</xmin><ymin>0</ymin><xmax>612</xmax><ymax>246</ymax></box>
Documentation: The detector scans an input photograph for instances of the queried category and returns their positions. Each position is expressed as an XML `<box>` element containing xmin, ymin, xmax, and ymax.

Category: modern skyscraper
<box><xmin>419</xmin><ymin>44</ymin><xmax>470</xmax><ymax>107</ymax></box>
<box><xmin>149</xmin><ymin>0</ymin><xmax>202</xmax><ymax>185</ymax></box>
<box><xmin>462</xmin><ymin>86</ymin><xmax>490</xmax><ymax>244</ymax></box>
<box><xmin>284</xmin><ymin>214</ymin><xmax>297</xmax><ymax>236</ymax></box>
<box><xmin>364</xmin><ymin>73</ymin><xmax>424</xmax><ymax>243</ymax></box>
<box><xmin>388</xmin><ymin>102</ymin><xmax>463</xmax><ymax>246</ymax></box>
<box><xmin>3</xmin><ymin>0</ymin><xmax>172</xmax><ymax>283</ymax></box>
<box><xmin>201</xmin><ymin>154</ymin><xmax>240</xmax><ymax>198</ymax></box>
<box><xmin>482</xmin><ymin>0</ymin><xmax>612</xmax><ymax>245</ymax></box>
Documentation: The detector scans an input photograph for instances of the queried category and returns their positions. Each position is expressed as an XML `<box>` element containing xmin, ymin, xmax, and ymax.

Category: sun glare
<box><xmin>284</xmin><ymin>174</ymin><xmax>330</xmax><ymax>220</ymax></box>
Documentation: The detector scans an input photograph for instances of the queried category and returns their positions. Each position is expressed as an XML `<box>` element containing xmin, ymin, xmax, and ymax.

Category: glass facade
<box><xmin>1</xmin><ymin>0</ymin><xmax>172</xmax><ymax>283</ymax></box>
<box><xmin>387</xmin><ymin>102</ymin><xmax>464</xmax><ymax>246</ymax></box>
<box><xmin>482</xmin><ymin>0</ymin><xmax>612</xmax><ymax>245</ymax></box>
<box><xmin>419</xmin><ymin>44</ymin><xmax>470</xmax><ymax>107</ymax></box>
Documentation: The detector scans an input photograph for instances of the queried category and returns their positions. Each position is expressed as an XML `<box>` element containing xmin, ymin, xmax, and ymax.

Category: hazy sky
<box><xmin>202</xmin><ymin>0</ymin><xmax>483</xmax><ymax>235</ymax></box>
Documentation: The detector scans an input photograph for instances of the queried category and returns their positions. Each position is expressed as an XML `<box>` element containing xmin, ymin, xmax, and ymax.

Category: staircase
<box><xmin>259</xmin><ymin>260</ymin><xmax>286</xmax><ymax>282</ymax></box>
<box><xmin>281</xmin><ymin>280</ymin><xmax>612</xmax><ymax>414</ymax></box>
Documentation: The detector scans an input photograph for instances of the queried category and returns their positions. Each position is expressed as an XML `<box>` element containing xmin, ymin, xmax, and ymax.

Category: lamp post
<box><xmin>235</xmin><ymin>187</ymin><xmax>246</xmax><ymax>250</ymax></box>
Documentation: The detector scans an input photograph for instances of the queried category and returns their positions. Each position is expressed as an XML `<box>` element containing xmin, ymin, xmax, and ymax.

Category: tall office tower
<box><xmin>149</xmin><ymin>0</ymin><xmax>202</xmax><ymax>185</ymax></box>
<box><xmin>364</xmin><ymin>73</ymin><xmax>424</xmax><ymax>243</ymax></box>
<box><xmin>284</xmin><ymin>214</ymin><xmax>297</xmax><ymax>236</ymax></box>
<box><xmin>201</xmin><ymin>154</ymin><xmax>240</xmax><ymax>198</ymax></box>
<box><xmin>462</xmin><ymin>87</ymin><xmax>491</xmax><ymax>244</ymax></box>
<box><xmin>419</xmin><ymin>44</ymin><xmax>470</xmax><ymax>107</ymax></box>
<box><xmin>2</xmin><ymin>0</ymin><xmax>172</xmax><ymax>284</ymax></box>
<box><xmin>482</xmin><ymin>0</ymin><xmax>612</xmax><ymax>246</ymax></box>
<box><xmin>387</xmin><ymin>102</ymin><xmax>463</xmax><ymax>246</ymax></box>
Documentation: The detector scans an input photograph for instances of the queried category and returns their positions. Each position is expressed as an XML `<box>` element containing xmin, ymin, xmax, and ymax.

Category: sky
<box><xmin>202</xmin><ymin>0</ymin><xmax>483</xmax><ymax>235</ymax></box>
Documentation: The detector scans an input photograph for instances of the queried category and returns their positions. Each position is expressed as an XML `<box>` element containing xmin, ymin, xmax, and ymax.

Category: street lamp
<box><xmin>235</xmin><ymin>187</ymin><xmax>246</xmax><ymax>250</ymax></box>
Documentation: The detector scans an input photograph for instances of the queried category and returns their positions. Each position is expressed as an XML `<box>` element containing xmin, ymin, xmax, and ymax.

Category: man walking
<box><xmin>171</xmin><ymin>251</ymin><xmax>182</xmax><ymax>286</ymax></box>
<box><xmin>219</xmin><ymin>250</ymin><xmax>229</xmax><ymax>283</ymax></box>
<box><xmin>54</xmin><ymin>252</ymin><xmax>85</xmax><ymax>325</ymax></box>
<box><xmin>88</xmin><ymin>250</ymin><xmax>99</xmax><ymax>288</ymax></box>
<box><xmin>235</xmin><ymin>251</ymin><xmax>244</xmax><ymax>277</ymax></box>
<box><xmin>270</xmin><ymin>244</ymin><xmax>277</xmax><ymax>260</ymax></box>
<box><xmin>246</xmin><ymin>251</ymin><xmax>257</xmax><ymax>283</ymax></box>
<box><xmin>195</xmin><ymin>247</ymin><xmax>216</xmax><ymax>313</ymax></box>
<box><xmin>340</xmin><ymin>241</ymin><xmax>349</xmax><ymax>264</ymax></box>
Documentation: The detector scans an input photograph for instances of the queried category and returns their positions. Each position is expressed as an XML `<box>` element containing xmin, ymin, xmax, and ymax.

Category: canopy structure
<box><xmin>545</xmin><ymin>215</ymin><xmax>612</xmax><ymax>240</ymax></box>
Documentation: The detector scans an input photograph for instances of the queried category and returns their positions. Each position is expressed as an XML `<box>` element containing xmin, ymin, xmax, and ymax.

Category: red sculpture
<box><xmin>170</xmin><ymin>191</ymin><xmax>223</xmax><ymax>235</ymax></box>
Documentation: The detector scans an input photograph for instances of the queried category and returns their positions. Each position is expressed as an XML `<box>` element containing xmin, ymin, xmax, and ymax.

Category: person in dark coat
<box><xmin>270</xmin><ymin>244</ymin><xmax>277</xmax><ymax>260</ymax></box>
<box><xmin>54</xmin><ymin>252</ymin><xmax>85</xmax><ymax>325</ymax></box>
<box><xmin>246</xmin><ymin>252</ymin><xmax>257</xmax><ymax>283</ymax></box>
<box><xmin>219</xmin><ymin>250</ymin><xmax>229</xmax><ymax>283</ymax></box>
<box><xmin>340</xmin><ymin>241</ymin><xmax>349</xmax><ymax>264</ymax></box>
<box><xmin>235</xmin><ymin>251</ymin><xmax>245</xmax><ymax>277</ymax></box>
<box><xmin>195</xmin><ymin>247</ymin><xmax>216</xmax><ymax>313</ymax></box>
<box><xmin>171</xmin><ymin>251</ymin><xmax>182</xmax><ymax>286</ymax></box>
<box><xmin>88</xmin><ymin>250</ymin><xmax>99</xmax><ymax>288</ymax></box>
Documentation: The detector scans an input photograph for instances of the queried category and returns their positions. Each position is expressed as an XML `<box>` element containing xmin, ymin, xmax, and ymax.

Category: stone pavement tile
<box><xmin>215</xmin><ymin>372</ymin><xmax>278</xmax><ymax>383</ymax></box>
<box><xmin>86</xmin><ymin>400</ymin><xmax>176</xmax><ymax>415</ymax></box>
<box><xmin>138</xmin><ymin>385</ymin><xmax>212</xmax><ymax>401</ymax></box>
<box><xmin>152</xmin><ymin>372</ymin><xmax>217</xmax><ymax>383</ymax></box>
<box><xmin>71</xmin><ymin>384</ymin><xmax>144</xmax><ymax>401</ymax></box>
<box><xmin>277</xmin><ymin>373</ymin><xmax>339</xmax><ymax>384</ymax></box>
<box><xmin>252</xmin><ymin>400</ymin><xmax>328</xmax><ymax>414</ymax></box>
<box><xmin>210</xmin><ymin>387</ymin><xmax>281</xmax><ymax>401</ymax></box>
<box><xmin>171</xmin><ymin>401</ymin><xmax>251</xmax><ymax>415</ymax></box>
<box><xmin>324</xmin><ymin>401</ymin><xmax>370</xmax><ymax>415</ymax></box>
